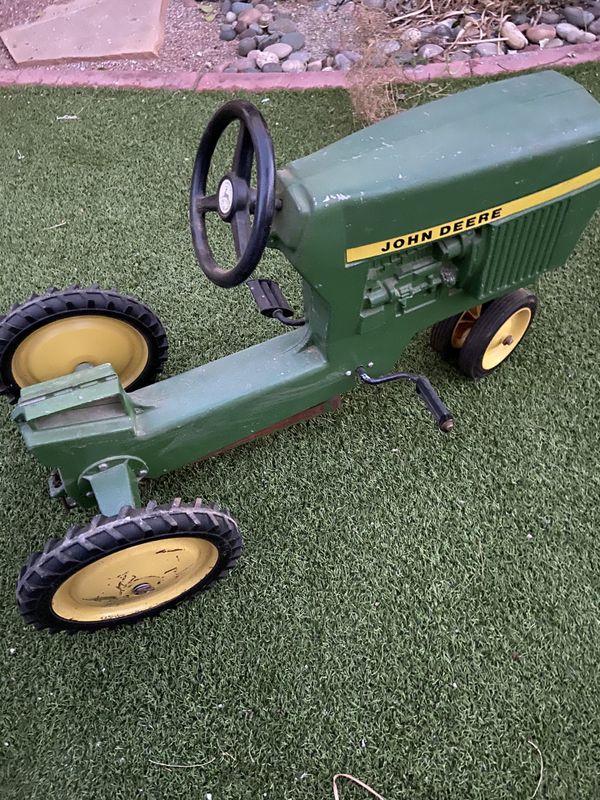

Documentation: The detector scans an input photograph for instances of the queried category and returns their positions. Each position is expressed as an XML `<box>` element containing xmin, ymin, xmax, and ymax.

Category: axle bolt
<box><xmin>132</xmin><ymin>583</ymin><xmax>153</xmax><ymax>595</ymax></box>
<box><xmin>98</xmin><ymin>462</ymin><xmax>109</xmax><ymax>471</ymax></box>
<box><xmin>138</xmin><ymin>469</ymin><xmax>148</xmax><ymax>478</ymax></box>
<box><xmin>502</xmin><ymin>335</ymin><xmax>514</xmax><ymax>346</ymax></box>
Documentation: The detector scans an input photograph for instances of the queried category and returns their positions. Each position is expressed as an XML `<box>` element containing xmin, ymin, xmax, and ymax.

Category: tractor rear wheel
<box><xmin>457</xmin><ymin>289</ymin><xmax>538</xmax><ymax>379</ymax></box>
<box><xmin>16</xmin><ymin>499</ymin><xmax>242</xmax><ymax>632</ymax></box>
<box><xmin>0</xmin><ymin>286</ymin><xmax>168</xmax><ymax>402</ymax></box>
<box><xmin>430</xmin><ymin>305</ymin><xmax>483</xmax><ymax>361</ymax></box>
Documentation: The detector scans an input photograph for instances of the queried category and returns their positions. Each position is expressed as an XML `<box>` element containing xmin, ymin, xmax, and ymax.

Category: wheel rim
<box><xmin>481</xmin><ymin>308</ymin><xmax>532</xmax><ymax>370</ymax></box>
<box><xmin>450</xmin><ymin>305</ymin><xmax>482</xmax><ymax>348</ymax></box>
<box><xmin>11</xmin><ymin>315</ymin><xmax>149</xmax><ymax>389</ymax></box>
<box><xmin>51</xmin><ymin>537</ymin><xmax>219</xmax><ymax>623</ymax></box>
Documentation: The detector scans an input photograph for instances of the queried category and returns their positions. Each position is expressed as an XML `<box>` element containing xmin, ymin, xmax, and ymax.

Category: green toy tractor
<box><xmin>3</xmin><ymin>71</ymin><xmax>600</xmax><ymax>632</ymax></box>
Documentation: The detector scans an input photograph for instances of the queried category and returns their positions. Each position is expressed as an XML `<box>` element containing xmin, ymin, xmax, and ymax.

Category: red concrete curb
<box><xmin>0</xmin><ymin>42</ymin><xmax>599</xmax><ymax>93</ymax></box>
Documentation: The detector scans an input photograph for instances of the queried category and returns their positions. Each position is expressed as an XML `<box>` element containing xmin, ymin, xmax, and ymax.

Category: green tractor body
<box><xmin>11</xmin><ymin>71</ymin><xmax>600</xmax><ymax>519</ymax></box>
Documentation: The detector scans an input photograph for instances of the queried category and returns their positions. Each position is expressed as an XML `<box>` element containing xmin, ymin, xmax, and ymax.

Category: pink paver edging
<box><xmin>0</xmin><ymin>42</ymin><xmax>599</xmax><ymax>93</ymax></box>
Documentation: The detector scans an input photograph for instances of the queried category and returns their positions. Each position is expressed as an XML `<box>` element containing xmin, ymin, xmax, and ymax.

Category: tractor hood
<box><xmin>274</xmin><ymin>71</ymin><xmax>600</xmax><ymax>266</ymax></box>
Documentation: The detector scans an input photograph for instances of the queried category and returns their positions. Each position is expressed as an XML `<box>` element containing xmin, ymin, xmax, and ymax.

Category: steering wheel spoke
<box><xmin>195</xmin><ymin>194</ymin><xmax>219</xmax><ymax>213</ymax></box>
<box><xmin>189</xmin><ymin>100</ymin><xmax>276</xmax><ymax>288</ymax></box>
<box><xmin>231</xmin><ymin>210</ymin><xmax>251</xmax><ymax>256</ymax></box>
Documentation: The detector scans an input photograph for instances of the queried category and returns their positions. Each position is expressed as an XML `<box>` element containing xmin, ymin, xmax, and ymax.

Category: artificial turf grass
<box><xmin>0</xmin><ymin>68</ymin><xmax>599</xmax><ymax>800</ymax></box>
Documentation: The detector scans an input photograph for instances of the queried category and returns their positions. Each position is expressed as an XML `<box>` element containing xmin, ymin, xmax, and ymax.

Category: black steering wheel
<box><xmin>189</xmin><ymin>101</ymin><xmax>276</xmax><ymax>288</ymax></box>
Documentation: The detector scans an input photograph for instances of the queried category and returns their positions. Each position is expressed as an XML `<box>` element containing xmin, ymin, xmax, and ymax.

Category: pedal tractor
<box><xmin>3</xmin><ymin>71</ymin><xmax>600</xmax><ymax>631</ymax></box>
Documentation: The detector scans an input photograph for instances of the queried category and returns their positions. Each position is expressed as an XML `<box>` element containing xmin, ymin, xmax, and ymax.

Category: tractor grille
<box><xmin>473</xmin><ymin>199</ymin><xmax>569</xmax><ymax>297</ymax></box>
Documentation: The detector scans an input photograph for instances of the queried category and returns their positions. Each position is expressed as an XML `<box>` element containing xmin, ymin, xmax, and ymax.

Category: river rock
<box><xmin>510</xmin><ymin>12</ymin><xmax>529</xmax><ymax>25</ymax></box>
<box><xmin>501</xmin><ymin>20</ymin><xmax>528</xmax><ymax>49</ymax></box>
<box><xmin>335</xmin><ymin>52</ymin><xmax>353</xmax><ymax>70</ymax></box>
<box><xmin>399</xmin><ymin>27</ymin><xmax>422</xmax><ymax>46</ymax></box>
<box><xmin>219</xmin><ymin>25</ymin><xmax>237</xmax><ymax>41</ymax></box>
<box><xmin>258</xmin><ymin>13</ymin><xmax>273</xmax><ymax>26</ymax></box>
<box><xmin>287</xmin><ymin>49</ymin><xmax>310</xmax><ymax>62</ymax></box>
<box><xmin>246</xmin><ymin>48</ymin><xmax>262</xmax><ymax>62</ymax></box>
<box><xmin>562</xmin><ymin>6</ymin><xmax>594</xmax><ymax>27</ymax></box>
<box><xmin>307</xmin><ymin>59</ymin><xmax>323</xmax><ymax>71</ymax></box>
<box><xmin>232</xmin><ymin>56</ymin><xmax>254</xmax><ymax>70</ymax></box>
<box><xmin>255</xmin><ymin>49</ymin><xmax>279</xmax><ymax>67</ymax></box>
<box><xmin>238</xmin><ymin>7</ymin><xmax>262</xmax><ymax>25</ymax></box>
<box><xmin>540</xmin><ymin>10</ymin><xmax>562</xmax><ymax>24</ymax></box>
<box><xmin>265</xmin><ymin>42</ymin><xmax>293</xmax><ymax>58</ymax></box>
<box><xmin>280</xmin><ymin>31</ymin><xmax>305</xmax><ymax>50</ymax></box>
<box><xmin>231</xmin><ymin>1</ymin><xmax>253</xmax><ymax>14</ymax></box>
<box><xmin>556</xmin><ymin>21</ymin><xmax>586</xmax><ymax>41</ymax></box>
<box><xmin>281</xmin><ymin>58</ymin><xmax>307</xmax><ymax>72</ymax></box>
<box><xmin>588</xmin><ymin>2</ymin><xmax>600</xmax><ymax>18</ymax></box>
<box><xmin>258</xmin><ymin>33</ymin><xmax>281</xmax><ymax>48</ymax></box>
<box><xmin>542</xmin><ymin>36</ymin><xmax>564</xmax><ymax>48</ymax></box>
<box><xmin>269</xmin><ymin>17</ymin><xmax>298</xmax><ymax>34</ymax></box>
<box><xmin>526</xmin><ymin>24</ymin><xmax>556</xmax><ymax>42</ymax></box>
<box><xmin>363</xmin><ymin>0</ymin><xmax>385</xmax><ymax>7</ymax></box>
<box><xmin>431</xmin><ymin>22</ymin><xmax>457</xmax><ymax>40</ymax></box>
<box><xmin>239</xmin><ymin>27</ymin><xmax>257</xmax><ymax>38</ymax></box>
<box><xmin>473</xmin><ymin>41</ymin><xmax>500</xmax><ymax>56</ymax></box>
<box><xmin>380</xmin><ymin>38</ymin><xmax>400</xmax><ymax>55</ymax></box>
<box><xmin>225</xmin><ymin>11</ymin><xmax>236</xmax><ymax>22</ymax></box>
<box><xmin>261</xmin><ymin>62</ymin><xmax>282</xmax><ymax>72</ymax></box>
<box><xmin>579</xmin><ymin>30</ymin><xmax>596</xmax><ymax>40</ymax></box>
<box><xmin>417</xmin><ymin>43</ymin><xmax>443</xmax><ymax>58</ymax></box>
<box><xmin>589</xmin><ymin>18</ymin><xmax>600</xmax><ymax>33</ymax></box>
<box><xmin>238</xmin><ymin>36</ymin><xmax>258</xmax><ymax>55</ymax></box>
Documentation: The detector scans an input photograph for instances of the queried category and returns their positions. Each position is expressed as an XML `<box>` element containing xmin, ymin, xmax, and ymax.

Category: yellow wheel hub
<box><xmin>11</xmin><ymin>315</ymin><xmax>149</xmax><ymax>389</ymax></box>
<box><xmin>51</xmin><ymin>536</ymin><xmax>219</xmax><ymax>623</ymax></box>
<box><xmin>451</xmin><ymin>305</ymin><xmax>482</xmax><ymax>348</ymax></box>
<box><xmin>482</xmin><ymin>308</ymin><xmax>532</xmax><ymax>370</ymax></box>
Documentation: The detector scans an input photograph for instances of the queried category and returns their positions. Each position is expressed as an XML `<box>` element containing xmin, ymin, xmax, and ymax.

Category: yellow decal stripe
<box><xmin>345</xmin><ymin>165</ymin><xmax>600</xmax><ymax>264</ymax></box>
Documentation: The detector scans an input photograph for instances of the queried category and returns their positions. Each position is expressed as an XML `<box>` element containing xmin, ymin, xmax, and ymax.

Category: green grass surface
<box><xmin>1</xmin><ymin>66</ymin><xmax>600</xmax><ymax>800</ymax></box>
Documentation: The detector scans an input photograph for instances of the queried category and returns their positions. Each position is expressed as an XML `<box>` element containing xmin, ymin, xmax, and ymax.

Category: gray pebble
<box><xmin>221</xmin><ymin>0</ymin><xmax>232</xmax><ymax>12</ymax></box>
<box><xmin>256</xmin><ymin>50</ymin><xmax>279</xmax><ymax>67</ymax></box>
<box><xmin>280</xmin><ymin>31</ymin><xmax>305</xmax><ymax>50</ymax></box>
<box><xmin>234</xmin><ymin>20</ymin><xmax>247</xmax><ymax>33</ymax></box>
<box><xmin>449</xmin><ymin>50</ymin><xmax>471</xmax><ymax>61</ymax></box>
<box><xmin>588</xmin><ymin>2</ymin><xmax>600</xmax><ymax>19</ymax></box>
<box><xmin>431</xmin><ymin>22</ymin><xmax>456</xmax><ymax>40</ymax></box>
<box><xmin>248</xmin><ymin>22</ymin><xmax>263</xmax><ymax>33</ymax></box>
<box><xmin>556</xmin><ymin>20</ymin><xmax>587</xmax><ymax>41</ymax></box>
<box><xmin>510</xmin><ymin>12</ymin><xmax>529</xmax><ymax>25</ymax></box>
<box><xmin>340</xmin><ymin>49</ymin><xmax>361</xmax><ymax>63</ymax></box>
<box><xmin>231</xmin><ymin>1</ymin><xmax>253</xmax><ymax>13</ymax></box>
<box><xmin>269</xmin><ymin>17</ymin><xmax>298</xmax><ymax>33</ymax></box>
<box><xmin>362</xmin><ymin>0</ymin><xmax>385</xmax><ymax>7</ymax></box>
<box><xmin>540</xmin><ymin>10</ymin><xmax>562</xmax><ymax>24</ymax></box>
<box><xmin>238</xmin><ymin>37</ymin><xmax>258</xmax><ymax>55</ymax></box>
<box><xmin>334</xmin><ymin>53</ymin><xmax>353</xmax><ymax>70</ymax></box>
<box><xmin>589</xmin><ymin>18</ymin><xmax>600</xmax><ymax>33</ymax></box>
<box><xmin>239</xmin><ymin>28</ymin><xmax>257</xmax><ymax>38</ymax></box>
<box><xmin>281</xmin><ymin>58</ymin><xmax>307</xmax><ymax>72</ymax></box>
<box><xmin>287</xmin><ymin>49</ymin><xmax>310</xmax><ymax>62</ymax></box>
<box><xmin>219</xmin><ymin>25</ymin><xmax>237</xmax><ymax>41</ymax></box>
<box><xmin>307</xmin><ymin>59</ymin><xmax>323</xmax><ymax>71</ymax></box>
<box><xmin>579</xmin><ymin>30</ymin><xmax>596</xmax><ymax>40</ymax></box>
<box><xmin>225</xmin><ymin>11</ymin><xmax>236</xmax><ymax>22</ymax></box>
<box><xmin>417</xmin><ymin>43</ymin><xmax>444</xmax><ymax>58</ymax></box>
<box><xmin>265</xmin><ymin>42</ymin><xmax>293</xmax><ymax>58</ymax></box>
<box><xmin>473</xmin><ymin>41</ymin><xmax>501</xmax><ymax>57</ymax></box>
<box><xmin>223</xmin><ymin>65</ymin><xmax>238</xmax><ymax>72</ymax></box>
<box><xmin>543</xmin><ymin>36</ymin><xmax>564</xmax><ymax>48</ymax></box>
<box><xmin>562</xmin><ymin>6</ymin><xmax>594</xmax><ymax>27</ymax></box>
<box><xmin>313</xmin><ymin>0</ymin><xmax>329</xmax><ymax>9</ymax></box>
<box><xmin>232</xmin><ymin>56</ymin><xmax>254</xmax><ymax>69</ymax></box>
<box><xmin>261</xmin><ymin>62</ymin><xmax>283</xmax><ymax>72</ymax></box>
<box><xmin>258</xmin><ymin>33</ymin><xmax>281</xmax><ymax>49</ymax></box>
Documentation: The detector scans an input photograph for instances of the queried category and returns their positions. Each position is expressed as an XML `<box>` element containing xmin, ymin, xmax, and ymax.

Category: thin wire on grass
<box><xmin>333</xmin><ymin>773</ymin><xmax>386</xmax><ymax>800</ymax></box>
<box><xmin>528</xmin><ymin>740</ymin><xmax>544</xmax><ymax>799</ymax></box>
<box><xmin>149</xmin><ymin>757</ymin><xmax>216</xmax><ymax>769</ymax></box>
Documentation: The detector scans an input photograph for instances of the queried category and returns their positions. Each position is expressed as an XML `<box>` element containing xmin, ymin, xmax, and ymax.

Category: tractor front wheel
<box><xmin>16</xmin><ymin>500</ymin><xmax>242</xmax><ymax>632</ymax></box>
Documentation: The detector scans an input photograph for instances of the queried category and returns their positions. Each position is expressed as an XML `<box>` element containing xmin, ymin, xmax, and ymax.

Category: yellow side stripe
<box><xmin>345</xmin><ymin>165</ymin><xmax>600</xmax><ymax>264</ymax></box>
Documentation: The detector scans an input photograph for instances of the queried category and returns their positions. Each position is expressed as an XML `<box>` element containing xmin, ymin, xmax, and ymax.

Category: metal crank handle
<box><xmin>415</xmin><ymin>376</ymin><xmax>454</xmax><ymax>433</ymax></box>
<box><xmin>356</xmin><ymin>367</ymin><xmax>454</xmax><ymax>433</ymax></box>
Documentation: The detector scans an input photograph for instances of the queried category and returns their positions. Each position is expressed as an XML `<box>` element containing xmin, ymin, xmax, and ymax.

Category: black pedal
<box><xmin>246</xmin><ymin>279</ymin><xmax>294</xmax><ymax>319</ymax></box>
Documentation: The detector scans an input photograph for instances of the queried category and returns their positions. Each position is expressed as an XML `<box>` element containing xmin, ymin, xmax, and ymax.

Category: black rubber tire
<box><xmin>430</xmin><ymin>314</ymin><xmax>463</xmax><ymax>360</ymax></box>
<box><xmin>457</xmin><ymin>289</ymin><xmax>538</xmax><ymax>379</ymax></box>
<box><xmin>0</xmin><ymin>285</ymin><xmax>168</xmax><ymax>402</ymax></box>
<box><xmin>16</xmin><ymin>499</ymin><xmax>243</xmax><ymax>633</ymax></box>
